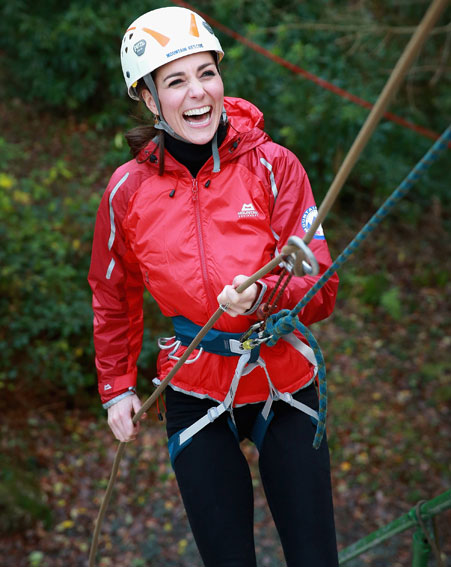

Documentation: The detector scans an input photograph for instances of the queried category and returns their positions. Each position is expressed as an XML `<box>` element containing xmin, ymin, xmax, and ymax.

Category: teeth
<box><xmin>184</xmin><ymin>106</ymin><xmax>211</xmax><ymax>117</ymax></box>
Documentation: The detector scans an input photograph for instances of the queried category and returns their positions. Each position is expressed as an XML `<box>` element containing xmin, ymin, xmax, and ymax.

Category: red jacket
<box><xmin>88</xmin><ymin>97</ymin><xmax>338</xmax><ymax>405</ymax></box>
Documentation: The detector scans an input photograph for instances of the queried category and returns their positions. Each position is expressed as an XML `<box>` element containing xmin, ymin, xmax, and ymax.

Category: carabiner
<box><xmin>240</xmin><ymin>321</ymin><xmax>265</xmax><ymax>344</ymax></box>
<box><xmin>282</xmin><ymin>235</ymin><xmax>319</xmax><ymax>277</ymax></box>
<box><xmin>241</xmin><ymin>333</ymin><xmax>273</xmax><ymax>350</ymax></box>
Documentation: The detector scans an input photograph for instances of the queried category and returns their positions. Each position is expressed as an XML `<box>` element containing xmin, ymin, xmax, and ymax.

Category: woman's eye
<box><xmin>202</xmin><ymin>70</ymin><xmax>215</xmax><ymax>78</ymax></box>
<box><xmin>168</xmin><ymin>79</ymin><xmax>183</xmax><ymax>87</ymax></box>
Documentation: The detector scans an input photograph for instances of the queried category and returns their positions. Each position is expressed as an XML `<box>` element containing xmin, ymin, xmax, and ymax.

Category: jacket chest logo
<box><xmin>237</xmin><ymin>203</ymin><xmax>258</xmax><ymax>218</ymax></box>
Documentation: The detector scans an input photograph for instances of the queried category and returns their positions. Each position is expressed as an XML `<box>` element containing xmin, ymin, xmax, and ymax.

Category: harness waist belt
<box><xmin>172</xmin><ymin>315</ymin><xmax>256</xmax><ymax>357</ymax></box>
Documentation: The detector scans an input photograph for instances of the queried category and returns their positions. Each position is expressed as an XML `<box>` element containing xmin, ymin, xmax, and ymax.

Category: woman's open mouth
<box><xmin>183</xmin><ymin>105</ymin><xmax>212</xmax><ymax>126</ymax></box>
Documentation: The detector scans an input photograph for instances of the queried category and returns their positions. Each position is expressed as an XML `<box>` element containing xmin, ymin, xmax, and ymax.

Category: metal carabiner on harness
<box><xmin>240</xmin><ymin>321</ymin><xmax>273</xmax><ymax>351</ymax></box>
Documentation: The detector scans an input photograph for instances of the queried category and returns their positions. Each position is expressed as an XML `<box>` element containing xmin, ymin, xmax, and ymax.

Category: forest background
<box><xmin>0</xmin><ymin>0</ymin><xmax>449</xmax><ymax>566</ymax></box>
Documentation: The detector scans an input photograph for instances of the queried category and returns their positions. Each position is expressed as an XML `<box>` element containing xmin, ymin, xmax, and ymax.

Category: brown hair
<box><xmin>124</xmin><ymin>78</ymin><xmax>166</xmax><ymax>174</ymax></box>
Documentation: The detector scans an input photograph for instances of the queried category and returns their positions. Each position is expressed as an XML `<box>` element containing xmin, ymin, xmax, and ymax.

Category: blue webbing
<box><xmin>265</xmin><ymin>125</ymin><xmax>451</xmax><ymax>449</ymax></box>
<box><xmin>172</xmin><ymin>315</ymin><xmax>243</xmax><ymax>356</ymax></box>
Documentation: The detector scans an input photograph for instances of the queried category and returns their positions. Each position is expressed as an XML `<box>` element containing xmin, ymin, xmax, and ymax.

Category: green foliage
<box><xmin>0</xmin><ymin>153</ymin><xmax>98</xmax><ymax>392</ymax></box>
<box><xmin>0</xmin><ymin>130</ymin><xmax>165</xmax><ymax>396</ymax></box>
<box><xmin>0</xmin><ymin>454</ymin><xmax>52</xmax><ymax>533</ymax></box>
<box><xmin>0</xmin><ymin>0</ymin><xmax>166</xmax><ymax>124</ymax></box>
<box><xmin>338</xmin><ymin>268</ymin><xmax>403</xmax><ymax>320</ymax></box>
<box><xmin>0</xmin><ymin>0</ymin><xmax>448</xmax><ymax>206</ymax></box>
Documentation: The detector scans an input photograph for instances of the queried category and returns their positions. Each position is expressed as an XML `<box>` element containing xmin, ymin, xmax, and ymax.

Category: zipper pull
<box><xmin>192</xmin><ymin>179</ymin><xmax>198</xmax><ymax>201</ymax></box>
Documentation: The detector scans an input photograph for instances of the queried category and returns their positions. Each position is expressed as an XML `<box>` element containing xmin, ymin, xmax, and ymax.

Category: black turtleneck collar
<box><xmin>164</xmin><ymin>121</ymin><xmax>228</xmax><ymax>177</ymax></box>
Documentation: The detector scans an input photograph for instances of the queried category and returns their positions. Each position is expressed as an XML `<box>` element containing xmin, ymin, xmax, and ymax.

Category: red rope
<box><xmin>171</xmin><ymin>0</ymin><xmax>445</xmax><ymax>144</ymax></box>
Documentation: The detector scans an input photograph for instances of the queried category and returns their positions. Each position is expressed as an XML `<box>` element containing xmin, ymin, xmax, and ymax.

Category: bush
<box><xmin>0</xmin><ymin>129</ymin><xmax>167</xmax><ymax>398</ymax></box>
<box><xmin>0</xmin><ymin>154</ymin><xmax>99</xmax><ymax>393</ymax></box>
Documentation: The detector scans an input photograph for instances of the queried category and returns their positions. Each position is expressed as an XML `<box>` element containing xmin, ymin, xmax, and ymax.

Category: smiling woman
<box><xmin>88</xmin><ymin>5</ymin><xmax>339</xmax><ymax>567</ymax></box>
<box><xmin>142</xmin><ymin>53</ymin><xmax>224</xmax><ymax>146</ymax></box>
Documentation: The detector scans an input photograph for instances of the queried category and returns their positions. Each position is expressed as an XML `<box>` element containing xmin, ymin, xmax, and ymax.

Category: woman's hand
<box><xmin>217</xmin><ymin>274</ymin><xmax>258</xmax><ymax>317</ymax></box>
<box><xmin>107</xmin><ymin>393</ymin><xmax>146</xmax><ymax>442</ymax></box>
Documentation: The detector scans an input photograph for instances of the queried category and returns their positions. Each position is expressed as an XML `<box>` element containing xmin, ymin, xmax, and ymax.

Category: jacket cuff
<box><xmin>102</xmin><ymin>387</ymin><xmax>136</xmax><ymax>410</ymax></box>
<box><xmin>241</xmin><ymin>280</ymin><xmax>267</xmax><ymax>316</ymax></box>
<box><xmin>99</xmin><ymin>369</ymin><xmax>137</xmax><ymax>403</ymax></box>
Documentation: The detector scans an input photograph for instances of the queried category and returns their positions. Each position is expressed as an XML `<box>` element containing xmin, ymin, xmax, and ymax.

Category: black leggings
<box><xmin>165</xmin><ymin>384</ymin><xmax>339</xmax><ymax>567</ymax></box>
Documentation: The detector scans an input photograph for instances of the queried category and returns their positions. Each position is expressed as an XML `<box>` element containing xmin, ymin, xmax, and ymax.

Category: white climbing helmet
<box><xmin>121</xmin><ymin>6</ymin><xmax>224</xmax><ymax>101</ymax></box>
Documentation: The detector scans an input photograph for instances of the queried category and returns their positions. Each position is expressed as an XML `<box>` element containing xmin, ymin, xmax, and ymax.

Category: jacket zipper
<box><xmin>192</xmin><ymin>178</ymin><xmax>217</xmax><ymax>313</ymax></box>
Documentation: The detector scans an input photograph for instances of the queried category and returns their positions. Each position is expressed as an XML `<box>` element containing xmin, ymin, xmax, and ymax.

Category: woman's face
<box><xmin>143</xmin><ymin>51</ymin><xmax>224</xmax><ymax>145</ymax></box>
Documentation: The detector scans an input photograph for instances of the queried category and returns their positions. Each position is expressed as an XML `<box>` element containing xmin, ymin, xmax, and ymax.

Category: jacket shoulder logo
<box><xmin>238</xmin><ymin>203</ymin><xmax>258</xmax><ymax>218</ymax></box>
<box><xmin>301</xmin><ymin>206</ymin><xmax>325</xmax><ymax>240</ymax></box>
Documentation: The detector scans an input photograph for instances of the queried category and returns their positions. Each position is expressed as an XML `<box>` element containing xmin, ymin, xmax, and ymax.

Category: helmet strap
<box><xmin>143</xmin><ymin>74</ymin><xmax>187</xmax><ymax>143</ymax></box>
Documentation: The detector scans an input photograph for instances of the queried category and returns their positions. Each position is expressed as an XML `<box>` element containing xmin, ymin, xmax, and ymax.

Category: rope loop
<box><xmin>265</xmin><ymin>309</ymin><xmax>297</xmax><ymax>346</ymax></box>
<box><xmin>265</xmin><ymin>311</ymin><xmax>327</xmax><ymax>449</ymax></box>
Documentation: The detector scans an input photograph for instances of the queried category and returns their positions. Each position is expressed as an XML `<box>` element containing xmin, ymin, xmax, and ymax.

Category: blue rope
<box><xmin>265</xmin><ymin>311</ymin><xmax>327</xmax><ymax>449</ymax></box>
<box><xmin>265</xmin><ymin>125</ymin><xmax>451</xmax><ymax>449</ymax></box>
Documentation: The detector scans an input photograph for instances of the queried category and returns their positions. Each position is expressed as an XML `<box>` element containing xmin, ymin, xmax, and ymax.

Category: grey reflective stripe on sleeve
<box><xmin>260</xmin><ymin>158</ymin><xmax>282</xmax><ymax>251</ymax></box>
<box><xmin>105</xmin><ymin>172</ymin><xmax>129</xmax><ymax>280</ymax></box>
<box><xmin>106</xmin><ymin>258</ymin><xmax>116</xmax><ymax>280</ymax></box>
<box><xmin>102</xmin><ymin>388</ymin><xmax>135</xmax><ymax>410</ymax></box>
<box><xmin>260</xmin><ymin>157</ymin><xmax>278</xmax><ymax>202</ymax></box>
<box><xmin>108</xmin><ymin>172</ymin><xmax>129</xmax><ymax>250</ymax></box>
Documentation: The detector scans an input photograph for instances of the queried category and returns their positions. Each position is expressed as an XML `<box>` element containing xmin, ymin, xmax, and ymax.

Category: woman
<box><xmin>88</xmin><ymin>6</ymin><xmax>339</xmax><ymax>566</ymax></box>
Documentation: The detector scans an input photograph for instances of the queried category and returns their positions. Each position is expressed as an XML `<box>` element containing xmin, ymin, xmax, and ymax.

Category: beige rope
<box><xmin>304</xmin><ymin>0</ymin><xmax>450</xmax><ymax>245</ymax></box>
<box><xmin>88</xmin><ymin>1</ymin><xmax>449</xmax><ymax>563</ymax></box>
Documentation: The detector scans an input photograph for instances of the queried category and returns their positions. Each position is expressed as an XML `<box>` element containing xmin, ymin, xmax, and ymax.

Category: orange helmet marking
<box><xmin>143</xmin><ymin>27</ymin><xmax>170</xmax><ymax>47</ymax></box>
<box><xmin>189</xmin><ymin>13</ymin><xmax>200</xmax><ymax>37</ymax></box>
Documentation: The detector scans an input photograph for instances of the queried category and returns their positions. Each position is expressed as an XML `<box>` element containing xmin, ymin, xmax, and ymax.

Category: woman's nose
<box><xmin>188</xmin><ymin>79</ymin><xmax>205</xmax><ymax>97</ymax></box>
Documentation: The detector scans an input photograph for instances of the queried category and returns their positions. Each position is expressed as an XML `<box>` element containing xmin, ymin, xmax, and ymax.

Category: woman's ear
<box><xmin>142</xmin><ymin>89</ymin><xmax>158</xmax><ymax>115</ymax></box>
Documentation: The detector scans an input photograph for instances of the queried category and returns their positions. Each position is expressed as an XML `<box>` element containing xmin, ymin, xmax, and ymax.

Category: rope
<box><xmin>303</xmin><ymin>0</ymin><xmax>450</xmax><ymax>243</ymax></box>
<box><xmin>294</xmin><ymin>125</ymin><xmax>451</xmax><ymax>317</ymax></box>
<box><xmin>261</xmin><ymin>124</ymin><xmax>450</xmax><ymax>452</ymax></box>
<box><xmin>88</xmin><ymin>2</ymin><xmax>449</xmax><ymax>559</ymax></box>
<box><xmin>265</xmin><ymin>311</ymin><xmax>327</xmax><ymax>449</ymax></box>
<box><xmin>88</xmin><ymin>134</ymin><xmax>450</xmax><ymax>567</ymax></box>
<box><xmin>171</xmin><ymin>0</ymin><xmax>449</xmax><ymax>145</ymax></box>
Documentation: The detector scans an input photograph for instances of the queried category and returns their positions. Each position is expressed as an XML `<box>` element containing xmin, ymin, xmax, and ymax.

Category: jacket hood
<box><xmin>224</xmin><ymin>96</ymin><xmax>265</xmax><ymax>132</ymax></box>
<box><xmin>137</xmin><ymin>96</ymin><xmax>270</xmax><ymax>168</ymax></box>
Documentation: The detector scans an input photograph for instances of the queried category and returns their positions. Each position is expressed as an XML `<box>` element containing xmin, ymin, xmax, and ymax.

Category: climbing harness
<box><xmin>161</xmin><ymin>243</ymin><xmax>323</xmax><ymax>465</ymax></box>
<box><xmin>89</xmin><ymin>0</ymin><xmax>450</xmax><ymax>562</ymax></box>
